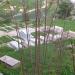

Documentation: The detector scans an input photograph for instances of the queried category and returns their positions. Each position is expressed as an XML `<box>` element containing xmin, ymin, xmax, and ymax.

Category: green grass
<box><xmin>0</xmin><ymin>36</ymin><xmax>12</xmax><ymax>44</ymax></box>
<box><xmin>0</xmin><ymin>39</ymin><xmax>75</xmax><ymax>75</ymax></box>
<box><xmin>53</xmin><ymin>19</ymin><xmax>75</xmax><ymax>31</ymax></box>
<box><xmin>0</xmin><ymin>18</ymin><xmax>75</xmax><ymax>75</ymax></box>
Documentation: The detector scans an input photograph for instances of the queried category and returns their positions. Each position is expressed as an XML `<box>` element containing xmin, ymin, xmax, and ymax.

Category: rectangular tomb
<box><xmin>0</xmin><ymin>55</ymin><xmax>20</xmax><ymax>68</ymax></box>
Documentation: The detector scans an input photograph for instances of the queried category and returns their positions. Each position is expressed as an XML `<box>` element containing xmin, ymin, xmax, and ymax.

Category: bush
<box><xmin>57</xmin><ymin>1</ymin><xmax>73</xmax><ymax>19</ymax></box>
<box><xmin>61</xmin><ymin>66</ymin><xmax>74</xmax><ymax>75</ymax></box>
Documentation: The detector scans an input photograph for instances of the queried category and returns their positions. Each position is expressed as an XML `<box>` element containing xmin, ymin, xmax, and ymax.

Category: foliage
<box><xmin>53</xmin><ymin>19</ymin><xmax>75</xmax><ymax>31</ymax></box>
<box><xmin>61</xmin><ymin>66</ymin><xmax>74</xmax><ymax>75</ymax></box>
<box><xmin>57</xmin><ymin>1</ymin><xmax>73</xmax><ymax>19</ymax></box>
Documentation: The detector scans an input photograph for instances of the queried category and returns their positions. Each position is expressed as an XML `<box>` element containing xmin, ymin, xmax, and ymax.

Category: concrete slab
<box><xmin>0</xmin><ymin>55</ymin><xmax>20</xmax><ymax>68</ymax></box>
<box><xmin>50</xmin><ymin>26</ymin><xmax>63</xmax><ymax>34</ymax></box>
<box><xmin>0</xmin><ymin>31</ymin><xmax>7</xmax><ymax>37</ymax></box>
<box><xmin>7</xmin><ymin>41</ymin><xmax>22</xmax><ymax>50</ymax></box>
<box><xmin>7</xmin><ymin>30</ymin><xmax>17</xmax><ymax>36</ymax></box>
<box><xmin>68</xmin><ymin>30</ymin><xmax>75</xmax><ymax>38</ymax></box>
<box><xmin>46</xmin><ymin>34</ymin><xmax>62</xmax><ymax>42</ymax></box>
<box><xmin>19</xmin><ymin>28</ymin><xmax>35</xmax><ymax>34</ymax></box>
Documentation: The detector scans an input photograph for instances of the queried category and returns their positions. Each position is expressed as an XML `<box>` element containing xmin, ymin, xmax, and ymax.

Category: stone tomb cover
<box><xmin>0</xmin><ymin>55</ymin><xmax>20</xmax><ymax>68</ymax></box>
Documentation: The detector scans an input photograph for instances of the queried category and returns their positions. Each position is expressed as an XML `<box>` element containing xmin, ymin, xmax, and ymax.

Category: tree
<box><xmin>57</xmin><ymin>1</ymin><xmax>73</xmax><ymax>19</ymax></box>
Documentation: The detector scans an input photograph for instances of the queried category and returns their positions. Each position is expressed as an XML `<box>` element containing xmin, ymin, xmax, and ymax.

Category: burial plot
<box><xmin>0</xmin><ymin>55</ymin><xmax>20</xmax><ymax>68</ymax></box>
<box><xmin>46</xmin><ymin>34</ymin><xmax>62</xmax><ymax>43</ymax></box>
<box><xmin>68</xmin><ymin>30</ymin><xmax>75</xmax><ymax>39</ymax></box>
<box><xmin>50</xmin><ymin>26</ymin><xmax>63</xmax><ymax>34</ymax></box>
<box><xmin>7</xmin><ymin>41</ymin><xmax>22</xmax><ymax>50</ymax></box>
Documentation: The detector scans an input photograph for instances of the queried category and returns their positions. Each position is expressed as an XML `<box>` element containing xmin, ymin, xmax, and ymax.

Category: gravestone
<box><xmin>50</xmin><ymin>26</ymin><xmax>63</xmax><ymax>34</ymax></box>
<box><xmin>46</xmin><ymin>34</ymin><xmax>62</xmax><ymax>42</ymax></box>
<box><xmin>7</xmin><ymin>41</ymin><xmax>22</xmax><ymax>50</ymax></box>
<box><xmin>68</xmin><ymin>30</ymin><xmax>75</xmax><ymax>38</ymax></box>
<box><xmin>0</xmin><ymin>55</ymin><xmax>20</xmax><ymax>68</ymax></box>
<box><xmin>0</xmin><ymin>73</ymin><xmax>3</xmax><ymax>75</ymax></box>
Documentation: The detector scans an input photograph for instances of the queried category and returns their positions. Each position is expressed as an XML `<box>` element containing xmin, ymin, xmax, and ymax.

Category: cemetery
<box><xmin>0</xmin><ymin>0</ymin><xmax>75</xmax><ymax>75</ymax></box>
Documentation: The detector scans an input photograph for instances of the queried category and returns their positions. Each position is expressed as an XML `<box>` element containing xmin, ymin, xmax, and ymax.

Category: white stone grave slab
<box><xmin>0</xmin><ymin>55</ymin><xmax>20</xmax><ymax>68</ymax></box>
<box><xmin>50</xmin><ymin>26</ymin><xmax>63</xmax><ymax>34</ymax></box>
<box><xmin>46</xmin><ymin>34</ymin><xmax>62</xmax><ymax>42</ymax></box>
<box><xmin>7</xmin><ymin>41</ymin><xmax>22</xmax><ymax>50</ymax></box>
<box><xmin>68</xmin><ymin>30</ymin><xmax>75</xmax><ymax>38</ymax></box>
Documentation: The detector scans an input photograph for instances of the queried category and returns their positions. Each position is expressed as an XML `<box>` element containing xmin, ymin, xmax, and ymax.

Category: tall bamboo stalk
<box><xmin>34</xmin><ymin>0</ymin><xmax>41</xmax><ymax>75</ymax></box>
<box><xmin>70</xmin><ymin>40</ymin><xmax>75</xmax><ymax>74</ymax></box>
